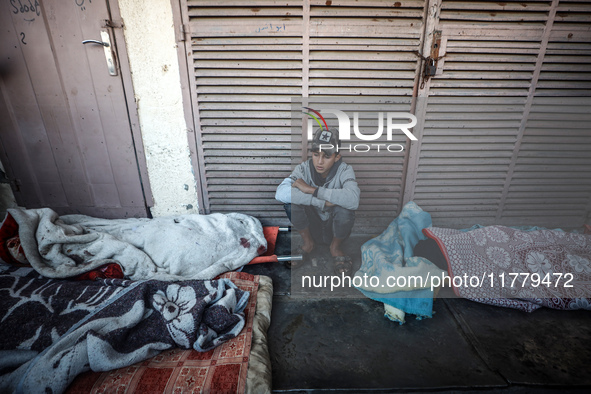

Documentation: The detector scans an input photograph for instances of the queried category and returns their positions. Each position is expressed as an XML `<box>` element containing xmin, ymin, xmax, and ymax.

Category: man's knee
<box><xmin>330</xmin><ymin>206</ymin><xmax>355</xmax><ymax>240</ymax></box>
<box><xmin>332</xmin><ymin>205</ymin><xmax>355</xmax><ymax>223</ymax></box>
<box><xmin>285</xmin><ymin>203</ymin><xmax>310</xmax><ymax>230</ymax></box>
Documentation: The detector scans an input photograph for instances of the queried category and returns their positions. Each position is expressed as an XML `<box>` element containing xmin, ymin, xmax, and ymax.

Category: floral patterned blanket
<box><xmin>0</xmin><ymin>266</ymin><xmax>249</xmax><ymax>394</ymax></box>
<box><xmin>424</xmin><ymin>226</ymin><xmax>591</xmax><ymax>312</ymax></box>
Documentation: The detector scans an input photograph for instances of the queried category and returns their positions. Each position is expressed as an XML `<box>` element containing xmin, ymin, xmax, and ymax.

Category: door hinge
<box><xmin>180</xmin><ymin>24</ymin><xmax>190</xmax><ymax>42</ymax></box>
<box><xmin>103</xmin><ymin>19</ymin><xmax>124</xmax><ymax>29</ymax></box>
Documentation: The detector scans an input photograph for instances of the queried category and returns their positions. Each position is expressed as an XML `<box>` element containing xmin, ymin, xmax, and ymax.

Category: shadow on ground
<box><xmin>243</xmin><ymin>231</ymin><xmax>591</xmax><ymax>393</ymax></box>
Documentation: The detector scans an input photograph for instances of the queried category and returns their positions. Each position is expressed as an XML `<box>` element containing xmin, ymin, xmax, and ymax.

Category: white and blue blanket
<box><xmin>354</xmin><ymin>202</ymin><xmax>445</xmax><ymax>324</ymax></box>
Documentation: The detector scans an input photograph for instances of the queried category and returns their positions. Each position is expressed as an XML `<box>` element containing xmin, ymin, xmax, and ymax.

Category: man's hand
<box><xmin>292</xmin><ymin>179</ymin><xmax>317</xmax><ymax>195</ymax></box>
<box><xmin>324</xmin><ymin>201</ymin><xmax>335</xmax><ymax>207</ymax></box>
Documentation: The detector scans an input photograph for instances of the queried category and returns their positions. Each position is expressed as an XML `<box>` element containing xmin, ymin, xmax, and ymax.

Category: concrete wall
<box><xmin>118</xmin><ymin>0</ymin><xmax>199</xmax><ymax>217</ymax></box>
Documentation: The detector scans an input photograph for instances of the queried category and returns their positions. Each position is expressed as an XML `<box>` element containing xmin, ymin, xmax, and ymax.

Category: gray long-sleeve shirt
<box><xmin>275</xmin><ymin>159</ymin><xmax>360</xmax><ymax>221</ymax></box>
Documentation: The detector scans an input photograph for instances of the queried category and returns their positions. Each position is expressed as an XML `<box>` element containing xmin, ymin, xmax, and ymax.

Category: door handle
<box><xmin>82</xmin><ymin>39</ymin><xmax>110</xmax><ymax>47</ymax></box>
<box><xmin>82</xmin><ymin>30</ymin><xmax>117</xmax><ymax>76</ymax></box>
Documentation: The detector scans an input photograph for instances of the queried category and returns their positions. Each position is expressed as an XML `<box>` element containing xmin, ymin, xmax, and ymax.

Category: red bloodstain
<box><xmin>240</xmin><ymin>238</ymin><xmax>250</xmax><ymax>248</ymax></box>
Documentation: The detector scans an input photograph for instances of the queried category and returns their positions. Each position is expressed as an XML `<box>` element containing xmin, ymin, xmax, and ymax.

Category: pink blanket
<box><xmin>424</xmin><ymin>226</ymin><xmax>591</xmax><ymax>312</ymax></box>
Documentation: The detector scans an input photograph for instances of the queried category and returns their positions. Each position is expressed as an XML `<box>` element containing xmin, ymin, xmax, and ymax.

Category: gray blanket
<box><xmin>8</xmin><ymin>208</ymin><xmax>266</xmax><ymax>280</ymax></box>
<box><xmin>0</xmin><ymin>265</ymin><xmax>249</xmax><ymax>394</ymax></box>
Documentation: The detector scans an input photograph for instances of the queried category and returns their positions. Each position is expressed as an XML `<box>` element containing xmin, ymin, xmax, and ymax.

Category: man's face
<box><xmin>312</xmin><ymin>150</ymin><xmax>341</xmax><ymax>178</ymax></box>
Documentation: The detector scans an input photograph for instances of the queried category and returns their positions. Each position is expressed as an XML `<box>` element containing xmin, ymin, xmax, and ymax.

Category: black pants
<box><xmin>284</xmin><ymin>203</ymin><xmax>355</xmax><ymax>244</ymax></box>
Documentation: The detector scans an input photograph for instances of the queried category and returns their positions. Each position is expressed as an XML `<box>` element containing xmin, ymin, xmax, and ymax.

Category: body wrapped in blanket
<box><xmin>424</xmin><ymin>225</ymin><xmax>591</xmax><ymax>312</ymax></box>
<box><xmin>0</xmin><ymin>266</ymin><xmax>250</xmax><ymax>394</ymax></box>
<box><xmin>0</xmin><ymin>209</ymin><xmax>274</xmax><ymax>394</ymax></box>
<box><xmin>3</xmin><ymin>208</ymin><xmax>266</xmax><ymax>281</ymax></box>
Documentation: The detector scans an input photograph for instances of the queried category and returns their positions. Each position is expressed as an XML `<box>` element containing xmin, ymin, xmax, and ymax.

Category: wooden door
<box><xmin>0</xmin><ymin>0</ymin><xmax>152</xmax><ymax>218</ymax></box>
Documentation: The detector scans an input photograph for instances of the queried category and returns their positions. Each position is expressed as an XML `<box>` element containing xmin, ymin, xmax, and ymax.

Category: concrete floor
<box><xmin>243</xmin><ymin>232</ymin><xmax>591</xmax><ymax>393</ymax></box>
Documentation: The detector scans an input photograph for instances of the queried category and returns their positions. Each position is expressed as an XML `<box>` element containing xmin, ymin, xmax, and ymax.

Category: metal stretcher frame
<box><xmin>248</xmin><ymin>226</ymin><xmax>303</xmax><ymax>264</ymax></box>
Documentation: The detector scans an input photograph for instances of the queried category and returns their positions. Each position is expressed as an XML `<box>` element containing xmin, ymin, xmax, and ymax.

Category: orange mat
<box><xmin>248</xmin><ymin>226</ymin><xmax>281</xmax><ymax>264</ymax></box>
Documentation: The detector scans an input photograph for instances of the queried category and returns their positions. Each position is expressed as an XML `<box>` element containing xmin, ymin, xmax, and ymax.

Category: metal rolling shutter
<box><xmin>305</xmin><ymin>0</ymin><xmax>426</xmax><ymax>232</ymax></box>
<box><xmin>186</xmin><ymin>0</ymin><xmax>427</xmax><ymax>231</ymax></box>
<box><xmin>405</xmin><ymin>0</ymin><xmax>591</xmax><ymax>228</ymax></box>
<box><xmin>500</xmin><ymin>1</ymin><xmax>591</xmax><ymax>227</ymax></box>
<box><xmin>186</xmin><ymin>0</ymin><xmax>304</xmax><ymax>225</ymax></box>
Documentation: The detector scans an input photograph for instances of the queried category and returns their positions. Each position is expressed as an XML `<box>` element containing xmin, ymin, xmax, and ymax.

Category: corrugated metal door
<box><xmin>403</xmin><ymin>0</ymin><xmax>591</xmax><ymax>228</ymax></box>
<box><xmin>183</xmin><ymin>0</ymin><xmax>427</xmax><ymax>231</ymax></box>
<box><xmin>0</xmin><ymin>0</ymin><xmax>152</xmax><ymax>218</ymax></box>
<box><xmin>184</xmin><ymin>0</ymin><xmax>303</xmax><ymax>226</ymax></box>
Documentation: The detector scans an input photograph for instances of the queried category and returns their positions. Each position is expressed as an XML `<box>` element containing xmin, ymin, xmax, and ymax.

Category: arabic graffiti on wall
<box><xmin>255</xmin><ymin>23</ymin><xmax>286</xmax><ymax>33</ymax></box>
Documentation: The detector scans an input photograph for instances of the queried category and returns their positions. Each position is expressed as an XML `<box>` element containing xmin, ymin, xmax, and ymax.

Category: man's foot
<box><xmin>329</xmin><ymin>236</ymin><xmax>345</xmax><ymax>257</ymax></box>
<box><xmin>290</xmin><ymin>230</ymin><xmax>314</xmax><ymax>269</ymax></box>
<box><xmin>287</xmin><ymin>244</ymin><xmax>315</xmax><ymax>269</ymax></box>
<box><xmin>287</xmin><ymin>228</ymin><xmax>315</xmax><ymax>269</ymax></box>
<box><xmin>299</xmin><ymin>227</ymin><xmax>315</xmax><ymax>254</ymax></box>
<box><xmin>333</xmin><ymin>255</ymin><xmax>353</xmax><ymax>276</ymax></box>
<box><xmin>329</xmin><ymin>237</ymin><xmax>353</xmax><ymax>275</ymax></box>
<box><xmin>301</xmin><ymin>241</ymin><xmax>315</xmax><ymax>255</ymax></box>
